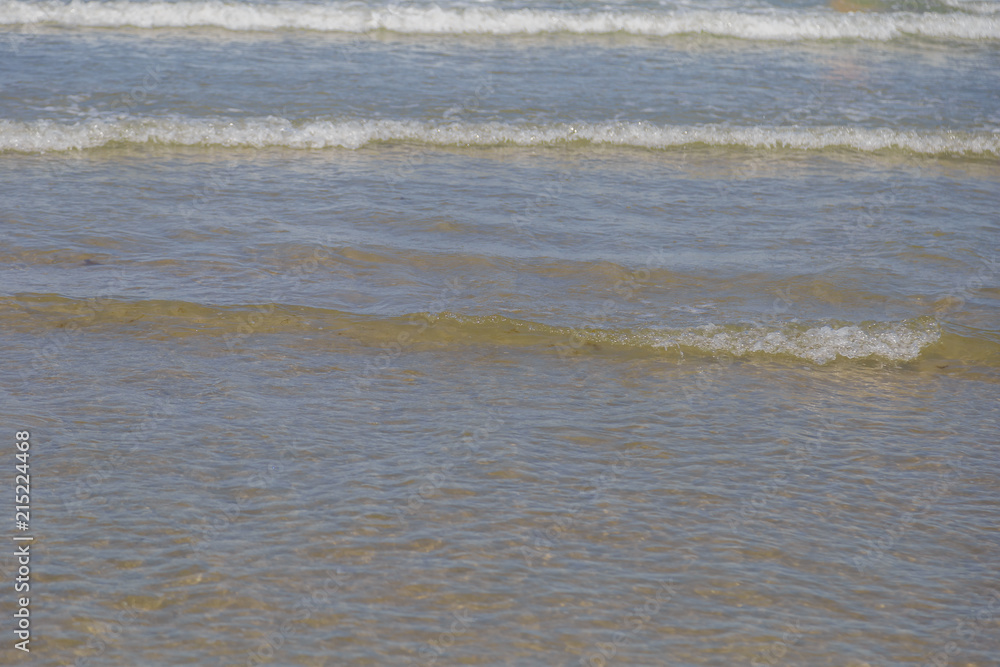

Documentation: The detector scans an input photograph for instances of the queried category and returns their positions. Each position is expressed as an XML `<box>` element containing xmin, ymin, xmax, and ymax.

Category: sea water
<box><xmin>0</xmin><ymin>0</ymin><xmax>998</xmax><ymax>665</ymax></box>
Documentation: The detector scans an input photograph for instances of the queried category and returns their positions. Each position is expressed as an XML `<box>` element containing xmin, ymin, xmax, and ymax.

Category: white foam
<box><xmin>1</xmin><ymin>1</ymin><xmax>998</xmax><ymax>40</ymax></box>
<box><xmin>658</xmin><ymin>321</ymin><xmax>940</xmax><ymax>364</ymax></box>
<box><xmin>2</xmin><ymin>117</ymin><xmax>998</xmax><ymax>155</ymax></box>
<box><xmin>943</xmin><ymin>0</ymin><xmax>1000</xmax><ymax>15</ymax></box>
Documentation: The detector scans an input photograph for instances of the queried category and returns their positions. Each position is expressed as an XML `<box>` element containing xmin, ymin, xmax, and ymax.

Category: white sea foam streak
<box><xmin>2</xmin><ymin>118</ymin><xmax>998</xmax><ymax>155</ymax></box>
<box><xmin>1</xmin><ymin>1</ymin><xmax>998</xmax><ymax>40</ymax></box>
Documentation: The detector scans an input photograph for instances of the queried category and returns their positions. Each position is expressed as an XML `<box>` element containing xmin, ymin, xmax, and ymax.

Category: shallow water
<box><xmin>1</xmin><ymin>0</ymin><xmax>998</xmax><ymax>665</ymax></box>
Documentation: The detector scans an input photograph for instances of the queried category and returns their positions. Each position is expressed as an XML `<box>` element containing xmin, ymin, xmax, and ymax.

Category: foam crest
<box><xmin>2</xmin><ymin>117</ymin><xmax>998</xmax><ymax>156</ymax></box>
<box><xmin>943</xmin><ymin>0</ymin><xmax>1000</xmax><ymax>14</ymax></box>
<box><xmin>658</xmin><ymin>321</ymin><xmax>941</xmax><ymax>364</ymax></box>
<box><xmin>1</xmin><ymin>1</ymin><xmax>998</xmax><ymax>40</ymax></box>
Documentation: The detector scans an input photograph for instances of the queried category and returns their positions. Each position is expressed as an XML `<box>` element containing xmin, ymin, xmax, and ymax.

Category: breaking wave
<box><xmin>3</xmin><ymin>117</ymin><xmax>999</xmax><ymax>155</ymax></box>
<box><xmin>1</xmin><ymin>1</ymin><xmax>998</xmax><ymax>41</ymax></box>
<box><xmin>3</xmin><ymin>294</ymin><xmax>961</xmax><ymax>366</ymax></box>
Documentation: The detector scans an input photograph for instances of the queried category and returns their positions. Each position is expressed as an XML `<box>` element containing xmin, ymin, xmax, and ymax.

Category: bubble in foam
<box><xmin>660</xmin><ymin>321</ymin><xmax>941</xmax><ymax>364</ymax></box>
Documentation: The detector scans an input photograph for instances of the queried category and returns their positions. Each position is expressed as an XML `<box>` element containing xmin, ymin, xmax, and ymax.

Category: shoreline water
<box><xmin>2</xmin><ymin>0</ymin><xmax>998</xmax><ymax>664</ymax></box>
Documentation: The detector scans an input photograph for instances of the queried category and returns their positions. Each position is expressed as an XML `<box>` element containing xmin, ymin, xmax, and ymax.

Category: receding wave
<box><xmin>5</xmin><ymin>293</ymin><xmax>988</xmax><ymax>367</ymax></box>
<box><xmin>3</xmin><ymin>118</ymin><xmax>998</xmax><ymax>156</ymax></box>
<box><xmin>1</xmin><ymin>1</ymin><xmax>998</xmax><ymax>40</ymax></box>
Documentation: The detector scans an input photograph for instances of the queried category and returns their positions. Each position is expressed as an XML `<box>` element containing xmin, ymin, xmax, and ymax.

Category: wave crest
<box><xmin>659</xmin><ymin>321</ymin><xmax>941</xmax><ymax>364</ymax></box>
<box><xmin>1</xmin><ymin>1</ymin><xmax>998</xmax><ymax>40</ymax></box>
<box><xmin>2</xmin><ymin>117</ymin><xmax>998</xmax><ymax>155</ymax></box>
<box><xmin>2</xmin><ymin>294</ymin><xmax>950</xmax><ymax>365</ymax></box>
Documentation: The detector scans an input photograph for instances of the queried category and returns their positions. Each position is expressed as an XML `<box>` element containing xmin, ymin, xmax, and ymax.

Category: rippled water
<box><xmin>1</xmin><ymin>0</ymin><xmax>998</xmax><ymax>665</ymax></box>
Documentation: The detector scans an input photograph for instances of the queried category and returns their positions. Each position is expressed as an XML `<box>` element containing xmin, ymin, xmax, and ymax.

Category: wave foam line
<box><xmin>2</xmin><ymin>118</ymin><xmax>998</xmax><ymax>155</ymax></box>
<box><xmin>657</xmin><ymin>321</ymin><xmax>940</xmax><ymax>364</ymax></box>
<box><xmin>1</xmin><ymin>1</ymin><xmax>998</xmax><ymax>40</ymax></box>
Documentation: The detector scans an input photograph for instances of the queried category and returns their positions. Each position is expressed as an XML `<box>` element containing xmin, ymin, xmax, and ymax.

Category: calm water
<box><xmin>1</xmin><ymin>0</ymin><xmax>999</xmax><ymax>665</ymax></box>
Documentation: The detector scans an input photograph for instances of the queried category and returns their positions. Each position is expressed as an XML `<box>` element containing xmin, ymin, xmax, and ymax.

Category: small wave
<box><xmin>1</xmin><ymin>1</ymin><xmax>998</xmax><ymax>40</ymax></box>
<box><xmin>2</xmin><ymin>118</ymin><xmax>998</xmax><ymax>155</ymax></box>
<box><xmin>2</xmin><ymin>294</ymin><xmax>953</xmax><ymax>366</ymax></box>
